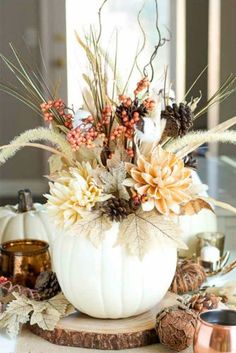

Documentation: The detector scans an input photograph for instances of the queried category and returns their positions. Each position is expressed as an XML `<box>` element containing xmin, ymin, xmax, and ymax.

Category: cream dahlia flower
<box><xmin>45</xmin><ymin>162</ymin><xmax>106</xmax><ymax>228</ymax></box>
<box><xmin>124</xmin><ymin>147</ymin><xmax>192</xmax><ymax>215</ymax></box>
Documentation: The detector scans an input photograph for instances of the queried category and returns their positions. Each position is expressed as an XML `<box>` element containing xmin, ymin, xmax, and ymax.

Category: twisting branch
<box><xmin>163</xmin><ymin>66</ymin><xmax>168</xmax><ymax>108</ymax></box>
<box><xmin>96</xmin><ymin>0</ymin><xmax>109</xmax><ymax>45</ymax></box>
<box><xmin>136</xmin><ymin>3</ymin><xmax>147</xmax><ymax>76</ymax></box>
<box><xmin>143</xmin><ymin>0</ymin><xmax>170</xmax><ymax>82</ymax></box>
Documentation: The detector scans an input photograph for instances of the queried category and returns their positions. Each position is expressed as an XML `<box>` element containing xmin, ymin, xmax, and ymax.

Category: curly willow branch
<box><xmin>96</xmin><ymin>0</ymin><xmax>109</xmax><ymax>45</ymax></box>
<box><xmin>142</xmin><ymin>0</ymin><xmax>170</xmax><ymax>82</ymax></box>
<box><xmin>166</xmin><ymin>130</ymin><xmax>236</xmax><ymax>154</ymax></box>
<box><xmin>0</xmin><ymin>127</ymin><xmax>74</xmax><ymax>166</ymax></box>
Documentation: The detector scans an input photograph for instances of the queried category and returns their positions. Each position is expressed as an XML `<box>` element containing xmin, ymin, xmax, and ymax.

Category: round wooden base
<box><xmin>30</xmin><ymin>293</ymin><xmax>177</xmax><ymax>350</ymax></box>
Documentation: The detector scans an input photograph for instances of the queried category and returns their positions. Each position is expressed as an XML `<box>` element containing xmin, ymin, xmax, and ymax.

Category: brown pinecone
<box><xmin>183</xmin><ymin>153</ymin><xmax>197</xmax><ymax>170</ymax></box>
<box><xmin>34</xmin><ymin>271</ymin><xmax>61</xmax><ymax>301</ymax></box>
<box><xmin>161</xmin><ymin>103</ymin><xmax>194</xmax><ymax>138</ymax></box>
<box><xmin>170</xmin><ymin>260</ymin><xmax>206</xmax><ymax>295</ymax></box>
<box><xmin>96</xmin><ymin>197</ymin><xmax>133</xmax><ymax>222</ymax></box>
<box><xmin>156</xmin><ymin>304</ymin><xmax>198</xmax><ymax>352</ymax></box>
<box><xmin>187</xmin><ymin>293</ymin><xmax>220</xmax><ymax>313</ymax></box>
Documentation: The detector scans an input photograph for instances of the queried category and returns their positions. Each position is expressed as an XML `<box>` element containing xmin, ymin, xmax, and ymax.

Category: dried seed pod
<box><xmin>188</xmin><ymin>293</ymin><xmax>220</xmax><ymax>312</ymax></box>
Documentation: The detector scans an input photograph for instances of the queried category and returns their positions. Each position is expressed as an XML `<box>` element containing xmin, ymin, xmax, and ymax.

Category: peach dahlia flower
<box><xmin>125</xmin><ymin>147</ymin><xmax>193</xmax><ymax>215</ymax></box>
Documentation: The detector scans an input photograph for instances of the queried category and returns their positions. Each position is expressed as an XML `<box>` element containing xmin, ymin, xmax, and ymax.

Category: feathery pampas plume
<box><xmin>0</xmin><ymin>128</ymin><xmax>74</xmax><ymax>166</ymax></box>
<box><xmin>166</xmin><ymin>130</ymin><xmax>236</xmax><ymax>154</ymax></box>
<box><xmin>169</xmin><ymin>116</ymin><xmax>236</xmax><ymax>158</ymax></box>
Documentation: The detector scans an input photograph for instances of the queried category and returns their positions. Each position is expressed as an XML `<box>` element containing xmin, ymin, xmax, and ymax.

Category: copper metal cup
<box><xmin>194</xmin><ymin>310</ymin><xmax>236</xmax><ymax>353</ymax></box>
<box><xmin>0</xmin><ymin>239</ymin><xmax>51</xmax><ymax>288</ymax></box>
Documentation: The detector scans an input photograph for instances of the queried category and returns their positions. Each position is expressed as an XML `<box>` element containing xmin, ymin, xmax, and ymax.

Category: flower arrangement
<box><xmin>0</xmin><ymin>1</ymin><xmax>236</xmax><ymax>259</ymax></box>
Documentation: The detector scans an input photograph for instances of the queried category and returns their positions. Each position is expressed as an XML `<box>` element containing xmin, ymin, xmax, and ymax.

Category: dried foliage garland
<box><xmin>0</xmin><ymin>292</ymin><xmax>75</xmax><ymax>338</ymax></box>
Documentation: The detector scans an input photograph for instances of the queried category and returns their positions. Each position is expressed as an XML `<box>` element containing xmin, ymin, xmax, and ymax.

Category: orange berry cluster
<box><xmin>134</xmin><ymin>77</ymin><xmax>150</xmax><ymax>96</ymax></box>
<box><xmin>0</xmin><ymin>276</ymin><xmax>8</xmax><ymax>285</ymax></box>
<box><xmin>110</xmin><ymin>125</ymin><xmax>125</xmax><ymax>141</ymax></box>
<box><xmin>40</xmin><ymin>99</ymin><xmax>73</xmax><ymax>129</ymax></box>
<box><xmin>132</xmin><ymin>191</ymin><xmax>148</xmax><ymax>204</ymax></box>
<box><xmin>118</xmin><ymin>95</ymin><xmax>132</xmax><ymax>108</ymax></box>
<box><xmin>116</xmin><ymin>95</ymin><xmax>152</xmax><ymax>158</ymax></box>
<box><xmin>126</xmin><ymin>147</ymin><xmax>135</xmax><ymax>157</ymax></box>
<box><xmin>121</xmin><ymin>110</ymin><xmax>140</xmax><ymax>139</ymax></box>
<box><xmin>67</xmin><ymin>128</ymin><xmax>98</xmax><ymax>151</ymax></box>
<box><xmin>67</xmin><ymin>115</ymin><xmax>100</xmax><ymax>150</ymax></box>
<box><xmin>131</xmin><ymin>192</ymin><xmax>142</xmax><ymax>207</ymax></box>
<box><xmin>117</xmin><ymin>96</ymin><xmax>143</xmax><ymax>141</ymax></box>
<box><xmin>101</xmin><ymin>105</ymin><xmax>112</xmax><ymax>125</ymax></box>
<box><xmin>143</xmin><ymin>98</ymin><xmax>156</xmax><ymax>111</ymax></box>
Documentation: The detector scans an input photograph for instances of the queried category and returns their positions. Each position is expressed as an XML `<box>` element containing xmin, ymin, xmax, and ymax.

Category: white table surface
<box><xmin>1</xmin><ymin>253</ymin><xmax>236</xmax><ymax>353</ymax></box>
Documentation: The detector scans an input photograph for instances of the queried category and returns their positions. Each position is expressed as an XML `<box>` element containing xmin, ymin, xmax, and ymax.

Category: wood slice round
<box><xmin>30</xmin><ymin>293</ymin><xmax>177</xmax><ymax>350</ymax></box>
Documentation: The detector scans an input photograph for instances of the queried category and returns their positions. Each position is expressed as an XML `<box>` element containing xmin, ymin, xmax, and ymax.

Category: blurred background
<box><xmin>0</xmin><ymin>0</ymin><xmax>235</xmax><ymax>218</ymax></box>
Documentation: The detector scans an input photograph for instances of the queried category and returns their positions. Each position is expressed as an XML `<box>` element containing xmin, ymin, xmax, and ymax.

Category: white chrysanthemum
<box><xmin>45</xmin><ymin>162</ymin><xmax>105</xmax><ymax>228</ymax></box>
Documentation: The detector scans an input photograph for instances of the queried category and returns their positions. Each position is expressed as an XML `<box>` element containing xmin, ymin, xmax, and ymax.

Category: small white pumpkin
<box><xmin>53</xmin><ymin>223</ymin><xmax>177</xmax><ymax>319</ymax></box>
<box><xmin>0</xmin><ymin>189</ymin><xmax>55</xmax><ymax>245</ymax></box>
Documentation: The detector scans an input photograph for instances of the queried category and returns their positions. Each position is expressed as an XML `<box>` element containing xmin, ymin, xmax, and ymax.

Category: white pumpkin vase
<box><xmin>0</xmin><ymin>189</ymin><xmax>55</xmax><ymax>244</ymax></box>
<box><xmin>53</xmin><ymin>224</ymin><xmax>177</xmax><ymax>319</ymax></box>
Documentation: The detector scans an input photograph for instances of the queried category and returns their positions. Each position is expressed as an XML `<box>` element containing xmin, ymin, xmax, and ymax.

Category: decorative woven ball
<box><xmin>170</xmin><ymin>260</ymin><xmax>206</xmax><ymax>294</ymax></box>
<box><xmin>156</xmin><ymin>304</ymin><xmax>198</xmax><ymax>352</ymax></box>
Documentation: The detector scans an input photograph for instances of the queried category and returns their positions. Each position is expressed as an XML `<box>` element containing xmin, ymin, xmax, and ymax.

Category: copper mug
<box><xmin>0</xmin><ymin>239</ymin><xmax>51</xmax><ymax>288</ymax></box>
<box><xmin>194</xmin><ymin>310</ymin><xmax>236</xmax><ymax>353</ymax></box>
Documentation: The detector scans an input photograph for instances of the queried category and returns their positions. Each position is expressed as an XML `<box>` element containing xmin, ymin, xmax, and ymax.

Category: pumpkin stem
<box><xmin>17</xmin><ymin>189</ymin><xmax>35</xmax><ymax>212</ymax></box>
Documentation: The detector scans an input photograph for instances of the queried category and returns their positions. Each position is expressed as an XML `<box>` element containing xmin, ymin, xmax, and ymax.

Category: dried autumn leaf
<box><xmin>48</xmin><ymin>154</ymin><xmax>65</xmax><ymax>174</ymax></box>
<box><xmin>72</xmin><ymin>212</ymin><xmax>112</xmax><ymax>247</ymax></box>
<box><xmin>0</xmin><ymin>292</ymin><xmax>75</xmax><ymax>337</ymax></box>
<box><xmin>0</xmin><ymin>293</ymin><xmax>15</xmax><ymax>307</ymax></box>
<box><xmin>117</xmin><ymin>209</ymin><xmax>187</xmax><ymax>259</ymax></box>
<box><xmin>106</xmin><ymin>145</ymin><xmax>129</xmax><ymax>170</ymax></box>
<box><xmin>180</xmin><ymin>198</ymin><xmax>214</xmax><ymax>216</ymax></box>
<box><xmin>0</xmin><ymin>293</ymin><xmax>32</xmax><ymax>337</ymax></box>
<box><xmin>93</xmin><ymin>163</ymin><xmax>130</xmax><ymax>200</ymax></box>
<box><xmin>30</xmin><ymin>306</ymin><xmax>61</xmax><ymax>331</ymax></box>
<box><xmin>48</xmin><ymin>292</ymin><xmax>76</xmax><ymax>316</ymax></box>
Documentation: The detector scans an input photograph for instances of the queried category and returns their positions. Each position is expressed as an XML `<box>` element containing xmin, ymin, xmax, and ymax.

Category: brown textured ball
<box><xmin>156</xmin><ymin>304</ymin><xmax>198</xmax><ymax>352</ymax></box>
<box><xmin>170</xmin><ymin>260</ymin><xmax>206</xmax><ymax>294</ymax></box>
